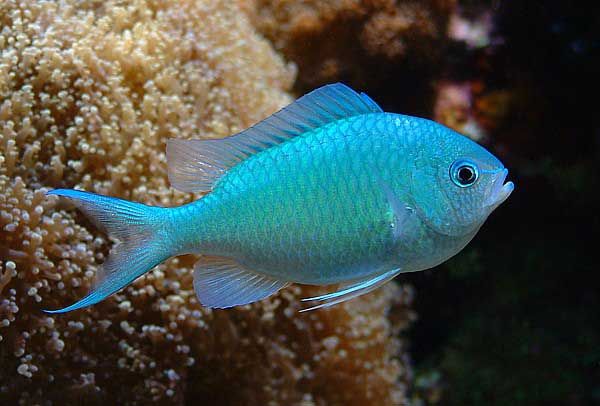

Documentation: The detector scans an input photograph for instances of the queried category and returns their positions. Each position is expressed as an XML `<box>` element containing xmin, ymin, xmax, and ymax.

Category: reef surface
<box><xmin>0</xmin><ymin>0</ymin><xmax>414</xmax><ymax>404</ymax></box>
<box><xmin>245</xmin><ymin>0</ymin><xmax>456</xmax><ymax>90</ymax></box>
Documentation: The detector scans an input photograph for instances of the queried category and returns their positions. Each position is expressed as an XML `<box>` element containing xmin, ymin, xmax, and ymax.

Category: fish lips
<box><xmin>485</xmin><ymin>168</ymin><xmax>514</xmax><ymax>209</ymax></box>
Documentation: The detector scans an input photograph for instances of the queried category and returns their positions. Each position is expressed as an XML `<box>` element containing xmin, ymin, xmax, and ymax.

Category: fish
<box><xmin>43</xmin><ymin>83</ymin><xmax>514</xmax><ymax>314</ymax></box>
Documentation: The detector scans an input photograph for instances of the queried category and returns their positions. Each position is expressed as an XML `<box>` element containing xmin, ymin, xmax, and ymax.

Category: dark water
<box><xmin>401</xmin><ymin>1</ymin><xmax>600</xmax><ymax>405</ymax></box>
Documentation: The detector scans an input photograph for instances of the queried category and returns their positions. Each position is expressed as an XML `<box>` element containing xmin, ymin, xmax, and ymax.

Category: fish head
<box><xmin>408</xmin><ymin>121</ymin><xmax>514</xmax><ymax>237</ymax></box>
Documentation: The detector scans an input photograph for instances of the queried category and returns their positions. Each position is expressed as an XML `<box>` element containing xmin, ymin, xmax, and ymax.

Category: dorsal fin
<box><xmin>167</xmin><ymin>83</ymin><xmax>383</xmax><ymax>193</ymax></box>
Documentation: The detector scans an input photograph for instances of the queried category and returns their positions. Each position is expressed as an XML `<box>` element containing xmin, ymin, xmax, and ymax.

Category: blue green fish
<box><xmin>44</xmin><ymin>83</ymin><xmax>514</xmax><ymax>313</ymax></box>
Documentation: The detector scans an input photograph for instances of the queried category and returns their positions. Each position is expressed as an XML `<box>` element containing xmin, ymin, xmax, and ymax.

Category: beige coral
<box><xmin>0</xmin><ymin>0</ymin><xmax>413</xmax><ymax>404</ymax></box>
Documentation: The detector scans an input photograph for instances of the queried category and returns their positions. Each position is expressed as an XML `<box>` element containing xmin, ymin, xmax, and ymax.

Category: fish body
<box><xmin>45</xmin><ymin>84</ymin><xmax>513</xmax><ymax>313</ymax></box>
<box><xmin>176</xmin><ymin>114</ymin><xmax>467</xmax><ymax>283</ymax></box>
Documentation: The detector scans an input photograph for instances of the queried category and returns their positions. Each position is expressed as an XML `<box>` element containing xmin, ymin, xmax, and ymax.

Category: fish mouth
<box><xmin>485</xmin><ymin>168</ymin><xmax>514</xmax><ymax>208</ymax></box>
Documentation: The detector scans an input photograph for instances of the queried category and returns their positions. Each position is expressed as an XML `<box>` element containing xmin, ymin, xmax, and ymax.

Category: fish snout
<box><xmin>485</xmin><ymin>168</ymin><xmax>514</xmax><ymax>208</ymax></box>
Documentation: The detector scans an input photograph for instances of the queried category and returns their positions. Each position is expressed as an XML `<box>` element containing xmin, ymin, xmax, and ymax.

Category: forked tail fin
<box><xmin>44</xmin><ymin>189</ymin><xmax>172</xmax><ymax>313</ymax></box>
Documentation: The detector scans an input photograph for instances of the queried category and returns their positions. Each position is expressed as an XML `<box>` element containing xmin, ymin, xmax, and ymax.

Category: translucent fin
<box><xmin>378</xmin><ymin>180</ymin><xmax>417</xmax><ymax>241</ymax></box>
<box><xmin>167</xmin><ymin>83</ymin><xmax>383</xmax><ymax>193</ymax></box>
<box><xmin>193</xmin><ymin>257</ymin><xmax>289</xmax><ymax>309</ymax></box>
<box><xmin>360</xmin><ymin>92</ymin><xmax>382</xmax><ymax>111</ymax></box>
<box><xmin>299</xmin><ymin>268</ymin><xmax>401</xmax><ymax>312</ymax></box>
<box><xmin>43</xmin><ymin>189</ymin><xmax>171</xmax><ymax>313</ymax></box>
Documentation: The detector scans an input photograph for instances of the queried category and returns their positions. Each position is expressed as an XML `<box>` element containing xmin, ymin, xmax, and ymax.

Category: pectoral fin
<box><xmin>300</xmin><ymin>268</ymin><xmax>401</xmax><ymax>312</ymax></box>
<box><xmin>193</xmin><ymin>257</ymin><xmax>289</xmax><ymax>309</ymax></box>
<box><xmin>378</xmin><ymin>180</ymin><xmax>418</xmax><ymax>242</ymax></box>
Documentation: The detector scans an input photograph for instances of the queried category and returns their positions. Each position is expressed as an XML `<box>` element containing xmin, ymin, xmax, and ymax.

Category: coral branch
<box><xmin>0</xmin><ymin>0</ymin><xmax>412</xmax><ymax>404</ymax></box>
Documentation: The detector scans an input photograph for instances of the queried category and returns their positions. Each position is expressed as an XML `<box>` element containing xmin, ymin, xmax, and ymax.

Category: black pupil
<box><xmin>457</xmin><ymin>166</ymin><xmax>475</xmax><ymax>184</ymax></box>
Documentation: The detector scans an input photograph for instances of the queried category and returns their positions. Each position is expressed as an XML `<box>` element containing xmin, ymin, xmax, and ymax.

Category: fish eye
<box><xmin>450</xmin><ymin>159</ymin><xmax>479</xmax><ymax>187</ymax></box>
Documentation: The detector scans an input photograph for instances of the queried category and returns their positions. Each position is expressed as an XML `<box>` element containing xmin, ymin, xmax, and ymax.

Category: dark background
<box><xmin>403</xmin><ymin>2</ymin><xmax>600</xmax><ymax>404</ymax></box>
<box><xmin>289</xmin><ymin>1</ymin><xmax>600</xmax><ymax>404</ymax></box>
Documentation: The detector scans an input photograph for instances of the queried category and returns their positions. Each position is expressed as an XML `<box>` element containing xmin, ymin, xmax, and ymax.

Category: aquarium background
<box><xmin>1</xmin><ymin>0</ymin><xmax>598</xmax><ymax>404</ymax></box>
<box><xmin>404</xmin><ymin>2</ymin><xmax>600</xmax><ymax>405</ymax></box>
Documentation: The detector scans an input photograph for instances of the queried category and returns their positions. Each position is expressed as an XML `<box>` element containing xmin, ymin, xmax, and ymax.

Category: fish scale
<box><xmin>186</xmin><ymin>115</ymin><xmax>396</xmax><ymax>284</ymax></box>
<box><xmin>43</xmin><ymin>83</ymin><xmax>513</xmax><ymax>313</ymax></box>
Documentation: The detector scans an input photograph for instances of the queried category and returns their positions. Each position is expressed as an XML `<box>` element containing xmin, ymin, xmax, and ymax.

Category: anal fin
<box><xmin>300</xmin><ymin>268</ymin><xmax>401</xmax><ymax>312</ymax></box>
<box><xmin>193</xmin><ymin>257</ymin><xmax>289</xmax><ymax>309</ymax></box>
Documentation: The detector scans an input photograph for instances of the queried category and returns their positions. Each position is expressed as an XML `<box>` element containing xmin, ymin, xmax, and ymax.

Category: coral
<box><xmin>433</xmin><ymin>81</ymin><xmax>488</xmax><ymax>141</ymax></box>
<box><xmin>433</xmin><ymin>3</ymin><xmax>513</xmax><ymax>146</ymax></box>
<box><xmin>244</xmin><ymin>0</ymin><xmax>457</xmax><ymax>89</ymax></box>
<box><xmin>0</xmin><ymin>0</ymin><xmax>413</xmax><ymax>404</ymax></box>
<box><xmin>447</xmin><ymin>8</ymin><xmax>494</xmax><ymax>49</ymax></box>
